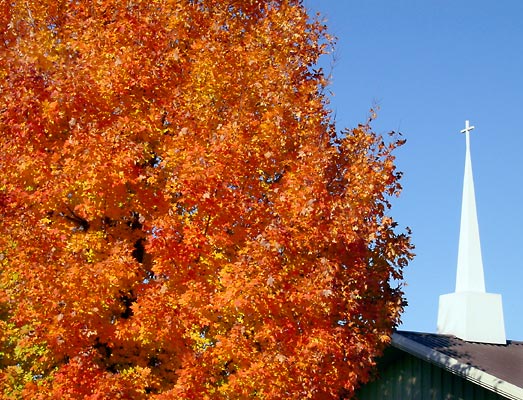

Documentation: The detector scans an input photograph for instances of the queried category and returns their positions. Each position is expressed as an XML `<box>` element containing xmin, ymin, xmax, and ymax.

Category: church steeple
<box><xmin>437</xmin><ymin>121</ymin><xmax>506</xmax><ymax>344</ymax></box>
<box><xmin>455</xmin><ymin>120</ymin><xmax>486</xmax><ymax>293</ymax></box>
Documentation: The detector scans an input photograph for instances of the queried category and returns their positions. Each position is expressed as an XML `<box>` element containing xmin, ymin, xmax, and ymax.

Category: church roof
<box><xmin>392</xmin><ymin>330</ymin><xmax>523</xmax><ymax>399</ymax></box>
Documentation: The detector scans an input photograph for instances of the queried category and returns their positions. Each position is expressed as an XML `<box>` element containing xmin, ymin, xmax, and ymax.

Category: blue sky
<box><xmin>305</xmin><ymin>0</ymin><xmax>523</xmax><ymax>340</ymax></box>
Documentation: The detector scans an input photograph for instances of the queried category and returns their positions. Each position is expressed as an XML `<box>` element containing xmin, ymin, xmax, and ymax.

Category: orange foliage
<box><xmin>0</xmin><ymin>0</ymin><xmax>413</xmax><ymax>398</ymax></box>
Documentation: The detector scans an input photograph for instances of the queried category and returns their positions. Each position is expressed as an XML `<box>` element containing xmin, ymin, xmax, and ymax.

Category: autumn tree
<box><xmin>0</xmin><ymin>0</ymin><xmax>413</xmax><ymax>398</ymax></box>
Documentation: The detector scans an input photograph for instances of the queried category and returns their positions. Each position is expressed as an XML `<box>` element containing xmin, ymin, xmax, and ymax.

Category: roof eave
<box><xmin>391</xmin><ymin>332</ymin><xmax>523</xmax><ymax>400</ymax></box>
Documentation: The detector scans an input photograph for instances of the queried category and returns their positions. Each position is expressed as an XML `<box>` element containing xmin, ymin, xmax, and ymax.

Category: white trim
<box><xmin>392</xmin><ymin>333</ymin><xmax>523</xmax><ymax>400</ymax></box>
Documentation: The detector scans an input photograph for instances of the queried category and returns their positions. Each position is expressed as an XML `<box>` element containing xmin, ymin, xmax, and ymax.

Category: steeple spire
<box><xmin>455</xmin><ymin>120</ymin><xmax>486</xmax><ymax>293</ymax></box>
<box><xmin>437</xmin><ymin>121</ymin><xmax>506</xmax><ymax>344</ymax></box>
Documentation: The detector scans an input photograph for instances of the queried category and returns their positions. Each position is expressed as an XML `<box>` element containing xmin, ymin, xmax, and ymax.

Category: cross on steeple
<box><xmin>460</xmin><ymin>120</ymin><xmax>475</xmax><ymax>153</ymax></box>
<box><xmin>460</xmin><ymin>120</ymin><xmax>475</xmax><ymax>135</ymax></box>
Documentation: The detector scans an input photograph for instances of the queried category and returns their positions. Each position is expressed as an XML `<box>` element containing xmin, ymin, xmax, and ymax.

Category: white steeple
<box><xmin>455</xmin><ymin>120</ymin><xmax>486</xmax><ymax>293</ymax></box>
<box><xmin>437</xmin><ymin>120</ymin><xmax>506</xmax><ymax>344</ymax></box>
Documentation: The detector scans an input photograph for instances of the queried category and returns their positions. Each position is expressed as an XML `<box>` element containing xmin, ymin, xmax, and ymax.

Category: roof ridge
<box><xmin>396</xmin><ymin>329</ymin><xmax>523</xmax><ymax>344</ymax></box>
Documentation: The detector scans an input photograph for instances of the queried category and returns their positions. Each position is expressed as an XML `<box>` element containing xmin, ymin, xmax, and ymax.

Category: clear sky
<box><xmin>305</xmin><ymin>0</ymin><xmax>523</xmax><ymax>340</ymax></box>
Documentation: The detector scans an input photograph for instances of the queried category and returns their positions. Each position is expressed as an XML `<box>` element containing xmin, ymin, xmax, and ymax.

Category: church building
<box><xmin>356</xmin><ymin>121</ymin><xmax>523</xmax><ymax>400</ymax></box>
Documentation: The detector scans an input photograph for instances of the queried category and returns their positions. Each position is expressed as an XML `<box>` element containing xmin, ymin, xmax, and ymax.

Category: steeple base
<box><xmin>437</xmin><ymin>292</ymin><xmax>506</xmax><ymax>344</ymax></box>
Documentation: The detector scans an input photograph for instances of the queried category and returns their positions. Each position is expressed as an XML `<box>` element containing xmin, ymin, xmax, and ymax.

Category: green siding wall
<box><xmin>356</xmin><ymin>353</ymin><xmax>507</xmax><ymax>400</ymax></box>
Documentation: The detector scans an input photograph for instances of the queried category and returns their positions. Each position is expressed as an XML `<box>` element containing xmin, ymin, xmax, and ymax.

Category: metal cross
<box><xmin>460</xmin><ymin>120</ymin><xmax>475</xmax><ymax>134</ymax></box>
